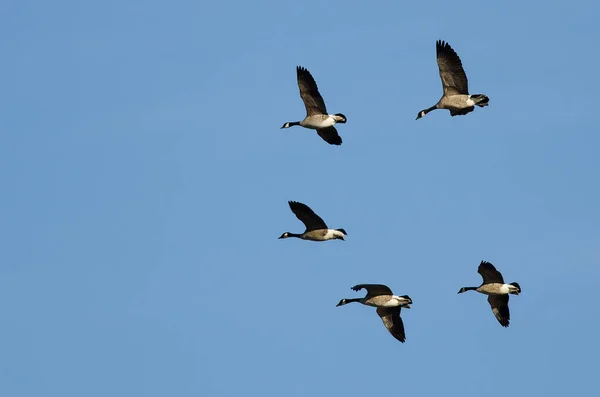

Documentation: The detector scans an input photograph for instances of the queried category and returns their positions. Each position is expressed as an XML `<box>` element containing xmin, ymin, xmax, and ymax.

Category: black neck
<box><xmin>344</xmin><ymin>298</ymin><xmax>362</xmax><ymax>304</ymax></box>
<box><xmin>423</xmin><ymin>105</ymin><xmax>437</xmax><ymax>114</ymax></box>
<box><xmin>287</xmin><ymin>232</ymin><xmax>303</xmax><ymax>238</ymax></box>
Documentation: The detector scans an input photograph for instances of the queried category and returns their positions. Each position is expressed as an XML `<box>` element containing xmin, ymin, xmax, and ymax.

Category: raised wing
<box><xmin>288</xmin><ymin>201</ymin><xmax>328</xmax><ymax>232</ymax></box>
<box><xmin>351</xmin><ymin>284</ymin><xmax>393</xmax><ymax>297</ymax></box>
<box><xmin>436</xmin><ymin>40</ymin><xmax>469</xmax><ymax>96</ymax></box>
<box><xmin>478</xmin><ymin>261</ymin><xmax>505</xmax><ymax>284</ymax></box>
<box><xmin>317</xmin><ymin>127</ymin><xmax>342</xmax><ymax>145</ymax></box>
<box><xmin>376</xmin><ymin>307</ymin><xmax>406</xmax><ymax>343</ymax></box>
<box><xmin>487</xmin><ymin>295</ymin><xmax>510</xmax><ymax>327</ymax></box>
<box><xmin>297</xmin><ymin>66</ymin><xmax>328</xmax><ymax>116</ymax></box>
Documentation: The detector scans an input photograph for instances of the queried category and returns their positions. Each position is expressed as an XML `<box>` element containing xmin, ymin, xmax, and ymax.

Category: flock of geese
<box><xmin>277</xmin><ymin>40</ymin><xmax>522</xmax><ymax>344</ymax></box>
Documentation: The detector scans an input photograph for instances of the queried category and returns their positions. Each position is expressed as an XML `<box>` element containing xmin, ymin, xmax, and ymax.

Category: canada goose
<box><xmin>416</xmin><ymin>40</ymin><xmax>489</xmax><ymax>120</ymax></box>
<box><xmin>281</xmin><ymin>66</ymin><xmax>347</xmax><ymax>145</ymax></box>
<box><xmin>336</xmin><ymin>284</ymin><xmax>412</xmax><ymax>343</ymax></box>
<box><xmin>278</xmin><ymin>201</ymin><xmax>347</xmax><ymax>241</ymax></box>
<box><xmin>458</xmin><ymin>261</ymin><xmax>522</xmax><ymax>327</ymax></box>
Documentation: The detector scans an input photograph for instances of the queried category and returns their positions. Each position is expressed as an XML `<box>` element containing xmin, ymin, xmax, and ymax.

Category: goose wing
<box><xmin>317</xmin><ymin>127</ymin><xmax>342</xmax><ymax>145</ymax></box>
<box><xmin>376</xmin><ymin>307</ymin><xmax>406</xmax><ymax>343</ymax></box>
<box><xmin>487</xmin><ymin>294</ymin><xmax>510</xmax><ymax>327</ymax></box>
<box><xmin>436</xmin><ymin>40</ymin><xmax>469</xmax><ymax>96</ymax></box>
<box><xmin>351</xmin><ymin>284</ymin><xmax>393</xmax><ymax>297</ymax></box>
<box><xmin>297</xmin><ymin>66</ymin><xmax>328</xmax><ymax>116</ymax></box>
<box><xmin>288</xmin><ymin>201</ymin><xmax>328</xmax><ymax>232</ymax></box>
<box><xmin>478</xmin><ymin>261</ymin><xmax>505</xmax><ymax>284</ymax></box>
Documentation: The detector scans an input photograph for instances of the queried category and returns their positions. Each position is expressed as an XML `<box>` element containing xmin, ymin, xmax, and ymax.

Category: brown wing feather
<box><xmin>478</xmin><ymin>261</ymin><xmax>505</xmax><ymax>284</ymax></box>
<box><xmin>317</xmin><ymin>127</ymin><xmax>342</xmax><ymax>145</ymax></box>
<box><xmin>297</xmin><ymin>66</ymin><xmax>327</xmax><ymax>116</ymax></box>
<box><xmin>351</xmin><ymin>284</ymin><xmax>393</xmax><ymax>297</ymax></box>
<box><xmin>436</xmin><ymin>40</ymin><xmax>469</xmax><ymax>96</ymax></box>
<box><xmin>376</xmin><ymin>307</ymin><xmax>406</xmax><ymax>343</ymax></box>
<box><xmin>487</xmin><ymin>294</ymin><xmax>510</xmax><ymax>327</ymax></box>
<box><xmin>288</xmin><ymin>201</ymin><xmax>328</xmax><ymax>232</ymax></box>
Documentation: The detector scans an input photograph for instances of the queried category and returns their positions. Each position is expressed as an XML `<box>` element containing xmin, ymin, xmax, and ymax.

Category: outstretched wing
<box><xmin>487</xmin><ymin>295</ymin><xmax>510</xmax><ymax>327</ymax></box>
<box><xmin>297</xmin><ymin>66</ymin><xmax>327</xmax><ymax>116</ymax></box>
<box><xmin>288</xmin><ymin>201</ymin><xmax>328</xmax><ymax>231</ymax></box>
<box><xmin>478</xmin><ymin>261</ymin><xmax>505</xmax><ymax>284</ymax></box>
<box><xmin>351</xmin><ymin>284</ymin><xmax>393</xmax><ymax>297</ymax></box>
<box><xmin>376</xmin><ymin>307</ymin><xmax>406</xmax><ymax>343</ymax></box>
<box><xmin>436</xmin><ymin>40</ymin><xmax>469</xmax><ymax>96</ymax></box>
<box><xmin>317</xmin><ymin>127</ymin><xmax>342</xmax><ymax>145</ymax></box>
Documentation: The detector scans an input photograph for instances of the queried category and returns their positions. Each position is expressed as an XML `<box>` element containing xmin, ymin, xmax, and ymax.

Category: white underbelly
<box><xmin>301</xmin><ymin>116</ymin><xmax>335</xmax><ymax>129</ymax></box>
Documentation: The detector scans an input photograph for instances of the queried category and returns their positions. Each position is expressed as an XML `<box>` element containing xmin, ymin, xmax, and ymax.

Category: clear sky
<box><xmin>1</xmin><ymin>1</ymin><xmax>599</xmax><ymax>396</ymax></box>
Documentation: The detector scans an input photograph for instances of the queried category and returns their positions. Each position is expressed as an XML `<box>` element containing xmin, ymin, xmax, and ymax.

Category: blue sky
<box><xmin>1</xmin><ymin>0</ymin><xmax>599</xmax><ymax>396</ymax></box>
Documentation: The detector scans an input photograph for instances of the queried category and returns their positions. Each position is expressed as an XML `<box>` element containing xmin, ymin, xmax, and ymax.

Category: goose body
<box><xmin>281</xmin><ymin>66</ymin><xmax>347</xmax><ymax>145</ymax></box>
<box><xmin>458</xmin><ymin>261</ymin><xmax>521</xmax><ymax>327</ymax></box>
<box><xmin>417</xmin><ymin>40</ymin><xmax>489</xmax><ymax>120</ymax></box>
<box><xmin>337</xmin><ymin>284</ymin><xmax>412</xmax><ymax>343</ymax></box>
<box><xmin>278</xmin><ymin>201</ymin><xmax>347</xmax><ymax>242</ymax></box>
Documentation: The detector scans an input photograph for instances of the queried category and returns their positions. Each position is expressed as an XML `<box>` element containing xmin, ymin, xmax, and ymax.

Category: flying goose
<box><xmin>336</xmin><ymin>284</ymin><xmax>412</xmax><ymax>343</ymax></box>
<box><xmin>458</xmin><ymin>261</ymin><xmax>521</xmax><ymax>327</ymax></box>
<box><xmin>278</xmin><ymin>201</ymin><xmax>347</xmax><ymax>241</ymax></box>
<box><xmin>281</xmin><ymin>66</ymin><xmax>347</xmax><ymax>145</ymax></box>
<box><xmin>416</xmin><ymin>40</ymin><xmax>489</xmax><ymax>120</ymax></box>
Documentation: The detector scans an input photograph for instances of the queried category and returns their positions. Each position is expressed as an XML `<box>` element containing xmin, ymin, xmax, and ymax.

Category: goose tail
<box><xmin>470</xmin><ymin>94</ymin><xmax>489</xmax><ymax>107</ymax></box>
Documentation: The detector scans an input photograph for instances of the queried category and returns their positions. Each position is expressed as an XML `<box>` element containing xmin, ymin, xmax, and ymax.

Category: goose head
<box><xmin>336</xmin><ymin>298</ymin><xmax>350</xmax><ymax>307</ymax></box>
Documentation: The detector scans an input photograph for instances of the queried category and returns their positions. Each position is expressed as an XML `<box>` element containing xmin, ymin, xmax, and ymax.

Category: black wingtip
<box><xmin>391</xmin><ymin>332</ymin><xmax>406</xmax><ymax>343</ymax></box>
<box><xmin>296</xmin><ymin>65</ymin><xmax>310</xmax><ymax>76</ymax></box>
<box><xmin>436</xmin><ymin>40</ymin><xmax>460</xmax><ymax>59</ymax></box>
<box><xmin>323</xmin><ymin>136</ymin><xmax>342</xmax><ymax>145</ymax></box>
<box><xmin>479</xmin><ymin>260</ymin><xmax>496</xmax><ymax>270</ymax></box>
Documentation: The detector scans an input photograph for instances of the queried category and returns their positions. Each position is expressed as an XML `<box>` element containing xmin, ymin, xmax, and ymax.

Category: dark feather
<box><xmin>296</xmin><ymin>66</ymin><xmax>328</xmax><ymax>116</ymax></box>
<box><xmin>352</xmin><ymin>284</ymin><xmax>394</xmax><ymax>297</ymax></box>
<box><xmin>317</xmin><ymin>127</ymin><xmax>342</xmax><ymax>145</ymax></box>
<box><xmin>436</xmin><ymin>40</ymin><xmax>469</xmax><ymax>96</ymax></box>
<box><xmin>288</xmin><ymin>201</ymin><xmax>328</xmax><ymax>232</ymax></box>
<box><xmin>478</xmin><ymin>261</ymin><xmax>505</xmax><ymax>284</ymax></box>
<box><xmin>488</xmin><ymin>294</ymin><xmax>510</xmax><ymax>327</ymax></box>
<box><xmin>376</xmin><ymin>307</ymin><xmax>406</xmax><ymax>343</ymax></box>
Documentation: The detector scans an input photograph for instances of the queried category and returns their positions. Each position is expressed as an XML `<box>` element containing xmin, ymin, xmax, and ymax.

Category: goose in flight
<box><xmin>337</xmin><ymin>284</ymin><xmax>412</xmax><ymax>343</ymax></box>
<box><xmin>417</xmin><ymin>40</ymin><xmax>489</xmax><ymax>119</ymax></box>
<box><xmin>281</xmin><ymin>66</ymin><xmax>347</xmax><ymax>145</ymax></box>
<box><xmin>278</xmin><ymin>201</ymin><xmax>347</xmax><ymax>241</ymax></box>
<box><xmin>458</xmin><ymin>261</ymin><xmax>521</xmax><ymax>327</ymax></box>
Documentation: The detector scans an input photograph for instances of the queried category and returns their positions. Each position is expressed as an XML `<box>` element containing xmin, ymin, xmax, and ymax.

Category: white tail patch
<box><xmin>324</xmin><ymin>229</ymin><xmax>344</xmax><ymax>240</ymax></box>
